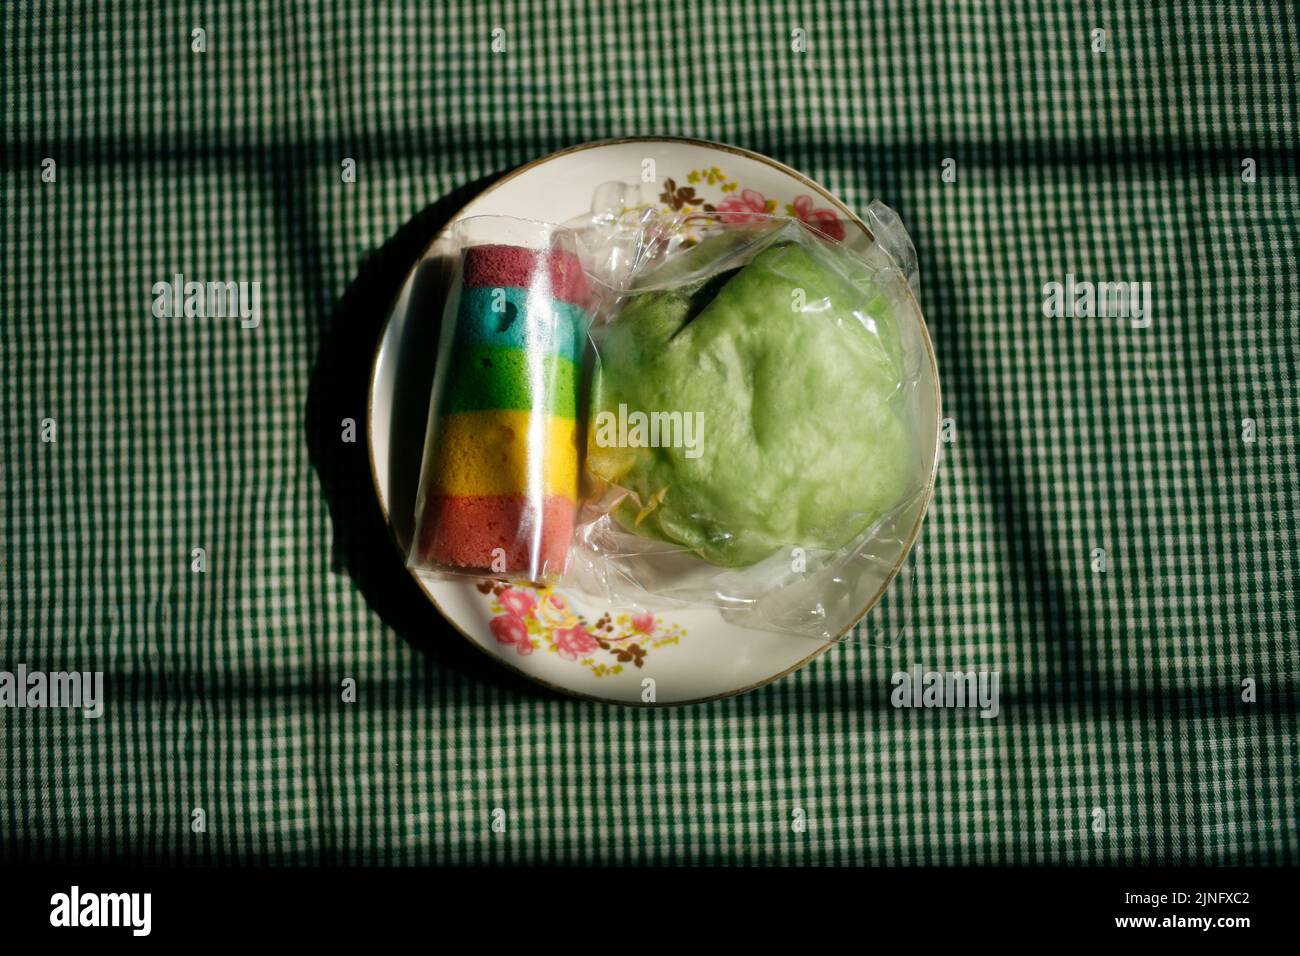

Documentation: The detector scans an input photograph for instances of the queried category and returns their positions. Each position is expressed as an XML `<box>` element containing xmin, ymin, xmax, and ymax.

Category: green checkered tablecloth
<box><xmin>2</xmin><ymin>1</ymin><xmax>1297</xmax><ymax>866</ymax></box>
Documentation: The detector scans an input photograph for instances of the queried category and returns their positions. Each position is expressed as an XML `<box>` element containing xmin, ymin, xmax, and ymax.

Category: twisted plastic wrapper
<box><xmin>564</xmin><ymin>203</ymin><xmax>934</xmax><ymax>644</ymax></box>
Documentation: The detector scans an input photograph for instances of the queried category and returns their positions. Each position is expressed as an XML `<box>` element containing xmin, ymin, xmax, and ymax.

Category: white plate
<box><xmin>368</xmin><ymin>137</ymin><xmax>940</xmax><ymax>705</ymax></box>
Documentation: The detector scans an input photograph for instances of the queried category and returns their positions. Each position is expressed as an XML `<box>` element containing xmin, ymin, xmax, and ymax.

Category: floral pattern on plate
<box><xmin>477</xmin><ymin>580</ymin><xmax>686</xmax><ymax>678</ymax></box>
<box><xmin>655</xmin><ymin>166</ymin><xmax>847</xmax><ymax>241</ymax></box>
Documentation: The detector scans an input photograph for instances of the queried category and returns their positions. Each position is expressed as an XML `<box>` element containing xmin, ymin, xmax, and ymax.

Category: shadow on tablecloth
<box><xmin>305</xmin><ymin>172</ymin><xmax>553</xmax><ymax>701</ymax></box>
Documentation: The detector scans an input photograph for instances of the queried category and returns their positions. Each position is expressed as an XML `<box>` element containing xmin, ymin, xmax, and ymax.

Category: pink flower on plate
<box><xmin>630</xmin><ymin>611</ymin><xmax>656</xmax><ymax>636</ymax></box>
<box><xmin>791</xmin><ymin>195</ymin><xmax>846</xmax><ymax>242</ymax></box>
<box><xmin>490</xmin><ymin>614</ymin><xmax>533</xmax><ymax>656</ymax></box>
<box><xmin>716</xmin><ymin>188</ymin><xmax>771</xmax><ymax>223</ymax></box>
<box><xmin>553</xmin><ymin>626</ymin><xmax>600</xmax><ymax>662</ymax></box>
<box><xmin>497</xmin><ymin>588</ymin><xmax>536</xmax><ymax>618</ymax></box>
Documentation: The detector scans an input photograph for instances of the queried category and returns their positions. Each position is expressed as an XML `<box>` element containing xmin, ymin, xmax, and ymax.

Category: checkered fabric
<box><xmin>2</xmin><ymin>1</ymin><xmax>1296</xmax><ymax>865</ymax></box>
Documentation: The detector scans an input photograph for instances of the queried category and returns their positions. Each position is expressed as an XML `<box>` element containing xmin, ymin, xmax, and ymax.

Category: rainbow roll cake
<box><xmin>414</xmin><ymin>244</ymin><xmax>589</xmax><ymax>578</ymax></box>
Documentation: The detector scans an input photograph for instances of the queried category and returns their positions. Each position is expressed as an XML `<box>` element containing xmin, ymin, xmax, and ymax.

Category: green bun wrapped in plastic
<box><xmin>588</xmin><ymin>237</ymin><xmax>913</xmax><ymax>568</ymax></box>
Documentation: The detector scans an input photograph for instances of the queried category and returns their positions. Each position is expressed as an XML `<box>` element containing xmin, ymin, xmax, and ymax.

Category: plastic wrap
<box><xmin>408</xmin><ymin>216</ymin><xmax>593</xmax><ymax>582</ymax></box>
<box><xmin>408</xmin><ymin>204</ymin><xmax>933</xmax><ymax>643</ymax></box>
<box><xmin>566</xmin><ymin>212</ymin><xmax>931</xmax><ymax>643</ymax></box>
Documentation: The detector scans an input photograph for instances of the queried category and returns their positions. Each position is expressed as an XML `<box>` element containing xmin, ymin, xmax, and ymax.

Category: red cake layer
<box><xmin>417</xmin><ymin>493</ymin><xmax>576</xmax><ymax>576</ymax></box>
<box><xmin>461</xmin><ymin>244</ymin><xmax>591</xmax><ymax>307</ymax></box>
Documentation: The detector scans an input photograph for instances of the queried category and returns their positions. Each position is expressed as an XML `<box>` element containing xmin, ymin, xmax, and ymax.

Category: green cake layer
<box><xmin>441</xmin><ymin>343</ymin><xmax>578</xmax><ymax>417</ymax></box>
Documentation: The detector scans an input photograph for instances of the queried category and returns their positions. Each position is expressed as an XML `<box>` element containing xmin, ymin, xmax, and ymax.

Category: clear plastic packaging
<box><xmin>408</xmin><ymin>204</ymin><xmax>935</xmax><ymax>644</ymax></box>
<box><xmin>564</xmin><ymin>211</ymin><xmax>932</xmax><ymax>644</ymax></box>
<box><xmin>407</xmin><ymin>216</ymin><xmax>593</xmax><ymax>583</ymax></box>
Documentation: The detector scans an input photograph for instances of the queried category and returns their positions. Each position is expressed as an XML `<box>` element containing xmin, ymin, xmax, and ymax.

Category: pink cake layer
<box><xmin>417</xmin><ymin>493</ymin><xmax>576</xmax><ymax>575</ymax></box>
<box><xmin>461</xmin><ymin>244</ymin><xmax>591</xmax><ymax>307</ymax></box>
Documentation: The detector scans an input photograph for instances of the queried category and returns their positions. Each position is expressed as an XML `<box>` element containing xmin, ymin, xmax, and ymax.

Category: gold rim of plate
<box><xmin>364</xmin><ymin>135</ymin><xmax>944</xmax><ymax>706</ymax></box>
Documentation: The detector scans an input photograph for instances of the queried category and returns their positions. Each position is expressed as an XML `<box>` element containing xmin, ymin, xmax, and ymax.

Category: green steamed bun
<box><xmin>588</xmin><ymin>239</ymin><xmax>912</xmax><ymax>568</ymax></box>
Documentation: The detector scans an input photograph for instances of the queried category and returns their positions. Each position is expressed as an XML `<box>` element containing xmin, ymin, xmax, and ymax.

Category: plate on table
<box><xmin>368</xmin><ymin>136</ymin><xmax>940</xmax><ymax>705</ymax></box>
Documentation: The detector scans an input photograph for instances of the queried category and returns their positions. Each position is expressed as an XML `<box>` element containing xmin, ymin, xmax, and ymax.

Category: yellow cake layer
<box><xmin>430</xmin><ymin>409</ymin><xmax>578</xmax><ymax>499</ymax></box>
